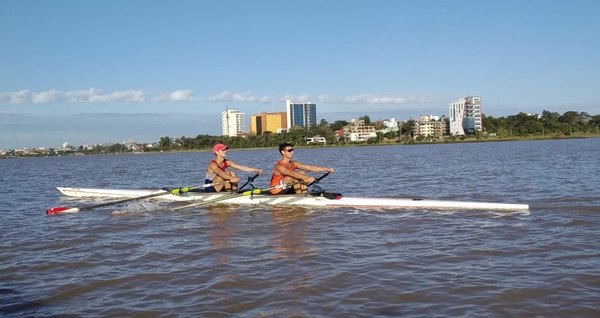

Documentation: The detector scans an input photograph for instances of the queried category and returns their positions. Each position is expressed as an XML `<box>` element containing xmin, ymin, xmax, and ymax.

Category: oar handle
<box><xmin>307</xmin><ymin>171</ymin><xmax>331</xmax><ymax>187</ymax></box>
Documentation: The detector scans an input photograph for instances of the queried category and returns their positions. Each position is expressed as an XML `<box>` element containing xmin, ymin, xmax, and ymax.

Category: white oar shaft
<box><xmin>47</xmin><ymin>183</ymin><xmax>210</xmax><ymax>215</ymax></box>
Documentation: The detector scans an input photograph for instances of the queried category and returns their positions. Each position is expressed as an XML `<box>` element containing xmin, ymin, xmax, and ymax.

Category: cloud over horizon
<box><xmin>0</xmin><ymin>88</ymin><xmax>146</xmax><ymax>104</ymax></box>
<box><xmin>1</xmin><ymin>88</ymin><xmax>445</xmax><ymax>106</ymax></box>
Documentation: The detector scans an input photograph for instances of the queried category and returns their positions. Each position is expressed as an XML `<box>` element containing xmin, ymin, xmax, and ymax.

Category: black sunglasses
<box><xmin>285</xmin><ymin>148</ymin><xmax>294</xmax><ymax>153</ymax></box>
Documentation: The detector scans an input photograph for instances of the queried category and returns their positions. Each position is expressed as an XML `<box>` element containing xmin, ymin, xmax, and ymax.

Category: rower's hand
<box><xmin>255</xmin><ymin>169</ymin><xmax>263</xmax><ymax>175</ymax></box>
<box><xmin>326</xmin><ymin>168</ymin><xmax>335</xmax><ymax>173</ymax></box>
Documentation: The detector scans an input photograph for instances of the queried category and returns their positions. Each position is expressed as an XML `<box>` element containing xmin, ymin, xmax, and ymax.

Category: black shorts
<box><xmin>279</xmin><ymin>186</ymin><xmax>296</xmax><ymax>195</ymax></box>
<box><xmin>204</xmin><ymin>179</ymin><xmax>216</xmax><ymax>192</ymax></box>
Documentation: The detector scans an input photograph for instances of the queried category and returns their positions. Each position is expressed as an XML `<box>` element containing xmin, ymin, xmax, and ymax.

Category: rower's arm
<box><xmin>295</xmin><ymin>162</ymin><xmax>335</xmax><ymax>173</ymax></box>
<box><xmin>275</xmin><ymin>165</ymin><xmax>311</xmax><ymax>182</ymax></box>
<box><xmin>228</xmin><ymin>161</ymin><xmax>263</xmax><ymax>174</ymax></box>
<box><xmin>209</xmin><ymin>162</ymin><xmax>236</xmax><ymax>180</ymax></box>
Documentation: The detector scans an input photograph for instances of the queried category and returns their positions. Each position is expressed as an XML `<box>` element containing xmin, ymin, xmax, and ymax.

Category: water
<box><xmin>1</xmin><ymin>139</ymin><xmax>599</xmax><ymax>317</ymax></box>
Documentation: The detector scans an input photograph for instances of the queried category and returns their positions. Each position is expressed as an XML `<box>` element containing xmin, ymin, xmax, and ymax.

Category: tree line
<box><xmin>15</xmin><ymin>110</ymin><xmax>592</xmax><ymax>156</ymax></box>
<box><xmin>154</xmin><ymin>110</ymin><xmax>598</xmax><ymax>151</ymax></box>
<box><xmin>483</xmin><ymin>110</ymin><xmax>599</xmax><ymax>137</ymax></box>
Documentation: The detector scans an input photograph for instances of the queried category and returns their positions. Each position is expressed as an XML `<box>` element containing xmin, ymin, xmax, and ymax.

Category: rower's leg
<box><xmin>296</xmin><ymin>171</ymin><xmax>308</xmax><ymax>193</ymax></box>
<box><xmin>229</xmin><ymin>171</ymin><xmax>239</xmax><ymax>191</ymax></box>
<box><xmin>212</xmin><ymin>176</ymin><xmax>225</xmax><ymax>192</ymax></box>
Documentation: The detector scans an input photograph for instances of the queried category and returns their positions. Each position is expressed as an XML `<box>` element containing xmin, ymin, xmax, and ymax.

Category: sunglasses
<box><xmin>285</xmin><ymin>149</ymin><xmax>294</xmax><ymax>153</ymax></box>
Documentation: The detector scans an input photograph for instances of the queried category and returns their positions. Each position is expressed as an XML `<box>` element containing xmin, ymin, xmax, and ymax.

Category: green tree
<box><xmin>159</xmin><ymin>136</ymin><xmax>172</xmax><ymax>150</ymax></box>
<box><xmin>400</xmin><ymin>120</ymin><xmax>415</xmax><ymax>139</ymax></box>
<box><xmin>358</xmin><ymin>115</ymin><xmax>372</xmax><ymax>125</ymax></box>
<box><xmin>330</xmin><ymin>120</ymin><xmax>349</xmax><ymax>131</ymax></box>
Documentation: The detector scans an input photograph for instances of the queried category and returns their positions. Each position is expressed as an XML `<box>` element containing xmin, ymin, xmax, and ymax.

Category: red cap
<box><xmin>212</xmin><ymin>143</ymin><xmax>228</xmax><ymax>152</ymax></box>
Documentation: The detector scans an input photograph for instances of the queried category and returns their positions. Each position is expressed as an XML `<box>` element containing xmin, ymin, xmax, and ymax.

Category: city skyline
<box><xmin>2</xmin><ymin>0</ymin><xmax>599</xmax><ymax>149</ymax></box>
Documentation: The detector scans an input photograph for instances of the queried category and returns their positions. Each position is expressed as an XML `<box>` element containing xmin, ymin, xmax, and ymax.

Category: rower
<box><xmin>205</xmin><ymin>143</ymin><xmax>263</xmax><ymax>192</ymax></box>
<box><xmin>269</xmin><ymin>143</ymin><xmax>334</xmax><ymax>195</ymax></box>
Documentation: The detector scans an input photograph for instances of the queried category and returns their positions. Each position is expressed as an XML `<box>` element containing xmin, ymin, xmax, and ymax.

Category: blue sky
<box><xmin>1</xmin><ymin>0</ymin><xmax>599</xmax><ymax>149</ymax></box>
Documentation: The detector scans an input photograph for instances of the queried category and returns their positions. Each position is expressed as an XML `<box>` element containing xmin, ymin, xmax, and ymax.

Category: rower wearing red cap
<box><xmin>206</xmin><ymin>143</ymin><xmax>263</xmax><ymax>192</ymax></box>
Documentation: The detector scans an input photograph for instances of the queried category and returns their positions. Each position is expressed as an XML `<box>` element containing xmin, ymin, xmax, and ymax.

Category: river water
<box><xmin>1</xmin><ymin>138</ymin><xmax>599</xmax><ymax>317</ymax></box>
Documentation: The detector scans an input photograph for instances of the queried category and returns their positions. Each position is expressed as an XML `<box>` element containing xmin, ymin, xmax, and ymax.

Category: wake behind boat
<box><xmin>52</xmin><ymin>186</ymin><xmax>530</xmax><ymax>212</ymax></box>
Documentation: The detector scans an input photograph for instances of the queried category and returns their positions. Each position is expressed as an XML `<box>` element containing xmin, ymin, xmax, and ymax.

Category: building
<box><xmin>377</xmin><ymin>118</ymin><xmax>400</xmax><ymax>134</ymax></box>
<box><xmin>250</xmin><ymin>112</ymin><xmax>287</xmax><ymax>135</ymax></box>
<box><xmin>306</xmin><ymin>136</ymin><xmax>327</xmax><ymax>144</ymax></box>
<box><xmin>222</xmin><ymin>108</ymin><xmax>245</xmax><ymax>136</ymax></box>
<box><xmin>449</xmin><ymin>96</ymin><xmax>483</xmax><ymax>136</ymax></box>
<box><xmin>344</xmin><ymin>119</ymin><xmax>377</xmax><ymax>142</ymax></box>
<box><xmin>286</xmin><ymin>100</ymin><xmax>317</xmax><ymax>128</ymax></box>
<box><xmin>413</xmin><ymin>115</ymin><xmax>449</xmax><ymax>139</ymax></box>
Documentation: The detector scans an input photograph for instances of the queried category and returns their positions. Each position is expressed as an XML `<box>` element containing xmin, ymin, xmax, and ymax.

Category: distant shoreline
<box><xmin>2</xmin><ymin>134</ymin><xmax>598</xmax><ymax>159</ymax></box>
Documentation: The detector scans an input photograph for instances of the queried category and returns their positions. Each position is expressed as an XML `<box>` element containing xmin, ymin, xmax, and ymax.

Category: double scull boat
<box><xmin>52</xmin><ymin>186</ymin><xmax>530</xmax><ymax>212</ymax></box>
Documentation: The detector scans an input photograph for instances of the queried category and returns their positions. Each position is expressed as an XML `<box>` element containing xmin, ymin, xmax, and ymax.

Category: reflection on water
<box><xmin>269</xmin><ymin>206</ymin><xmax>316</xmax><ymax>259</ymax></box>
<box><xmin>203</xmin><ymin>205</ymin><xmax>240</xmax><ymax>264</ymax></box>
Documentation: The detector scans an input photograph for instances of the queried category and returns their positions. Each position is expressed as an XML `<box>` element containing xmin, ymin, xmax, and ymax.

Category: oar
<box><xmin>307</xmin><ymin>171</ymin><xmax>331</xmax><ymax>187</ymax></box>
<box><xmin>172</xmin><ymin>180</ymin><xmax>282</xmax><ymax>211</ymax></box>
<box><xmin>46</xmin><ymin>183</ymin><xmax>220</xmax><ymax>215</ymax></box>
<box><xmin>171</xmin><ymin>191</ymin><xmax>243</xmax><ymax>211</ymax></box>
<box><xmin>241</xmin><ymin>173</ymin><xmax>329</xmax><ymax>196</ymax></box>
<box><xmin>236</xmin><ymin>173</ymin><xmax>260</xmax><ymax>193</ymax></box>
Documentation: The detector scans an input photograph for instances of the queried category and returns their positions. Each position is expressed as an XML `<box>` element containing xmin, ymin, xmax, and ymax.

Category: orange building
<box><xmin>250</xmin><ymin>112</ymin><xmax>287</xmax><ymax>135</ymax></box>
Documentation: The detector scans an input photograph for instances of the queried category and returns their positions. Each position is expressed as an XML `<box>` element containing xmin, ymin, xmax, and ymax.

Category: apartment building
<box><xmin>413</xmin><ymin>115</ymin><xmax>449</xmax><ymax>139</ymax></box>
<box><xmin>221</xmin><ymin>108</ymin><xmax>245</xmax><ymax>136</ymax></box>
<box><xmin>344</xmin><ymin>119</ymin><xmax>377</xmax><ymax>142</ymax></box>
<box><xmin>449</xmin><ymin>96</ymin><xmax>483</xmax><ymax>135</ymax></box>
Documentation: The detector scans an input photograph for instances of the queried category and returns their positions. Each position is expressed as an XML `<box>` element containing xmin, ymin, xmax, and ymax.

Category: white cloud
<box><xmin>65</xmin><ymin>88</ymin><xmax>145</xmax><ymax>102</ymax></box>
<box><xmin>168</xmin><ymin>90</ymin><xmax>193</xmax><ymax>101</ymax></box>
<box><xmin>0</xmin><ymin>88</ymin><xmax>145</xmax><ymax>104</ymax></box>
<box><xmin>0</xmin><ymin>88</ymin><xmax>443</xmax><ymax>106</ymax></box>
<box><xmin>0</xmin><ymin>90</ymin><xmax>31</xmax><ymax>104</ymax></box>
<box><xmin>204</xmin><ymin>92</ymin><xmax>442</xmax><ymax>105</ymax></box>
<box><xmin>32</xmin><ymin>89</ymin><xmax>61</xmax><ymax>103</ymax></box>
<box><xmin>63</xmin><ymin>88</ymin><xmax>101</xmax><ymax>102</ymax></box>
<box><xmin>207</xmin><ymin>91</ymin><xmax>260</xmax><ymax>103</ymax></box>
<box><xmin>91</xmin><ymin>90</ymin><xmax>145</xmax><ymax>102</ymax></box>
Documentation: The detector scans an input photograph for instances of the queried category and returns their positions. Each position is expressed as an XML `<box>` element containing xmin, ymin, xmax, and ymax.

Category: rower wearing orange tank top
<box><xmin>270</xmin><ymin>143</ymin><xmax>334</xmax><ymax>194</ymax></box>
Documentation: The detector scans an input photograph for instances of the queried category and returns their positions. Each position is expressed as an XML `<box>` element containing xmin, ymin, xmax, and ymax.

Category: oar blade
<box><xmin>46</xmin><ymin>207</ymin><xmax>81</xmax><ymax>215</ymax></box>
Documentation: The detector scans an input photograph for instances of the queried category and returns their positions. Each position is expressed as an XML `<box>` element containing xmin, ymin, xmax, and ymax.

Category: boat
<box><xmin>51</xmin><ymin>186</ymin><xmax>530</xmax><ymax>212</ymax></box>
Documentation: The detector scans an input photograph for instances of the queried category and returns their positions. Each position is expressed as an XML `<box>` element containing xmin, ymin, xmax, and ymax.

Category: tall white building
<box><xmin>221</xmin><ymin>108</ymin><xmax>245</xmax><ymax>136</ymax></box>
<box><xmin>449</xmin><ymin>96</ymin><xmax>483</xmax><ymax>136</ymax></box>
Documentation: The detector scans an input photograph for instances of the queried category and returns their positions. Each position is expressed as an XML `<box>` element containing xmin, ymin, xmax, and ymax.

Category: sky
<box><xmin>1</xmin><ymin>0</ymin><xmax>599</xmax><ymax>149</ymax></box>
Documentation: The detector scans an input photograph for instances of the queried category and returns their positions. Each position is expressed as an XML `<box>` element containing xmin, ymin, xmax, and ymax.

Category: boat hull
<box><xmin>56</xmin><ymin>187</ymin><xmax>530</xmax><ymax>211</ymax></box>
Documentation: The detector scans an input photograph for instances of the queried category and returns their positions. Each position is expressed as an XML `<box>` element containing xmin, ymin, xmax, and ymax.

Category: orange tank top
<box><xmin>270</xmin><ymin>160</ymin><xmax>296</xmax><ymax>194</ymax></box>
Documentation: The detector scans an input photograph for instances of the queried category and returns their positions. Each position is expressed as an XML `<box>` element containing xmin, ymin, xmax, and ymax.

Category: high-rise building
<box><xmin>449</xmin><ymin>96</ymin><xmax>483</xmax><ymax>136</ymax></box>
<box><xmin>221</xmin><ymin>108</ymin><xmax>245</xmax><ymax>136</ymax></box>
<box><xmin>286</xmin><ymin>100</ymin><xmax>317</xmax><ymax>128</ymax></box>
<box><xmin>250</xmin><ymin>112</ymin><xmax>287</xmax><ymax>135</ymax></box>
